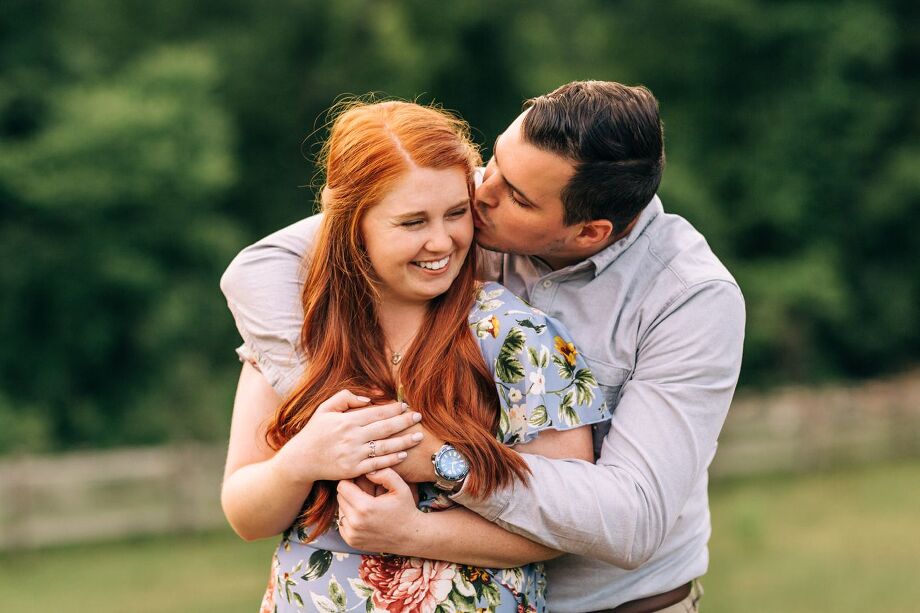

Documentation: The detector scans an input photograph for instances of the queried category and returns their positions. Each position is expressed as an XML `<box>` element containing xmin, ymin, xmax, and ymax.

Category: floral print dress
<box><xmin>260</xmin><ymin>282</ymin><xmax>611</xmax><ymax>613</ymax></box>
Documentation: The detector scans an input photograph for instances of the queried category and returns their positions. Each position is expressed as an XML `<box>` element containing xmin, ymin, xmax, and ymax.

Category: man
<box><xmin>221</xmin><ymin>81</ymin><xmax>744</xmax><ymax>612</ymax></box>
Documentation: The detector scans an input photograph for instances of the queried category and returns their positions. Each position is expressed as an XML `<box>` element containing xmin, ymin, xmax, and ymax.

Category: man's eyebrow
<box><xmin>493</xmin><ymin>135</ymin><xmax>539</xmax><ymax>207</ymax></box>
<box><xmin>392</xmin><ymin>199</ymin><xmax>470</xmax><ymax>221</ymax></box>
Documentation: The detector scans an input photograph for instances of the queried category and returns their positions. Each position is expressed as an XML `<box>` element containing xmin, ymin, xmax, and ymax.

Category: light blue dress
<box><xmin>259</xmin><ymin>283</ymin><xmax>611</xmax><ymax>613</ymax></box>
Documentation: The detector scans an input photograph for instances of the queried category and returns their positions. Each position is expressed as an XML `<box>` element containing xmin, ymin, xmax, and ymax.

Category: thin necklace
<box><xmin>386</xmin><ymin>337</ymin><xmax>413</xmax><ymax>366</ymax></box>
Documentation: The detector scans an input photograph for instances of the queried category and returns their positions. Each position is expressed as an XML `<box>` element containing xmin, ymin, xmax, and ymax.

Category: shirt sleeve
<box><xmin>453</xmin><ymin>280</ymin><xmax>746</xmax><ymax>568</ymax></box>
<box><xmin>219</xmin><ymin>215</ymin><xmax>323</xmax><ymax>397</ymax></box>
<box><xmin>470</xmin><ymin>284</ymin><xmax>611</xmax><ymax>445</ymax></box>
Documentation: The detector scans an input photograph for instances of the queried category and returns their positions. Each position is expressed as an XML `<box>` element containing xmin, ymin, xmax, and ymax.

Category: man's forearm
<box><xmin>454</xmin><ymin>282</ymin><xmax>746</xmax><ymax>568</ymax></box>
<box><xmin>392</xmin><ymin>507</ymin><xmax>560</xmax><ymax>568</ymax></box>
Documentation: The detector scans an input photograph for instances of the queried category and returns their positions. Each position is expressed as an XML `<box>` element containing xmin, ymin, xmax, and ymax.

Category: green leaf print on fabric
<box><xmin>309</xmin><ymin>591</ymin><xmax>343</xmax><ymax>613</ymax></box>
<box><xmin>526</xmin><ymin>345</ymin><xmax>550</xmax><ymax>369</ymax></box>
<box><xmin>301</xmin><ymin>549</ymin><xmax>333</xmax><ymax>581</ymax></box>
<box><xmin>573</xmin><ymin>368</ymin><xmax>598</xmax><ymax>406</ymax></box>
<box><xmin>552</xmin><ymin>354</ymin><xmax>575</xmax><ymax>380</ymax></box>
<box><xmin>558</xmin><ymin>390</ymin><xmax>581</xmax><ymax>426</ymax></box>
<box><xmin>328</xmin><ymin>575</ymin><xmax>347</xmax><ymax>609</ymax></box>
<box><xmin>527</xmin><ymin>404</ymin><xmax>550</xmax><ymax>427</ymax></box>
<box><xmin>496</xmin><ymin>327</ymin><xmax>527</xmax><ymax>383</ymax></box>
<box><xmin>348</xmin><ymin>577</ymin><xmax>373</xmax><ymax>600</ymax></box>
<box><xmin>497</xmin><ymin>405</ymin><xmax>510</xmax><ymax>441</ymax></box>
<box><xmin>516</xmin><ymin>318</ymin><xmax>547</xmax><ymax>335</ymax></box>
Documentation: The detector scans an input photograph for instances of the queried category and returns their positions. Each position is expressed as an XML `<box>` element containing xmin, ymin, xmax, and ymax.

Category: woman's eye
<box><xmin>449</xmin><ymin>208</ymin><xmax>468</xmax><ymax>218</ymax></box>
<box><xmin>401</xmin><ymin>220</ymin><xmax>424</xmax><ymax>227</ymax></box>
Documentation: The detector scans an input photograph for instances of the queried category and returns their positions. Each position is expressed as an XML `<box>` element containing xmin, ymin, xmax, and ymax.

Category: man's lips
<box><xmin>472</xmin><ymin>205</ymin><xmax>488</xmax><ymax>228</ymax></box>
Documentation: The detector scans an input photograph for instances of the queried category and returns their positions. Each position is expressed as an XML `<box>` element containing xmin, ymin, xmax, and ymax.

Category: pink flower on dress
<box><xmin>358</xmin><ymin>555</ymin><xmax>456</xmax><ymax>613</ymax></box>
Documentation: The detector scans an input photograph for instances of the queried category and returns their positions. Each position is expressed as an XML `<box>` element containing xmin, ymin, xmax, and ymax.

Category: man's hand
<box><xmin>383</xmin><ymin>422</ymin><xmax>444</xmax><ymax>483</ymax></box>
<box><xmin>336</xmin><ymin>469</ymin><xmax>426</xmax><ymax>552</ymax></box>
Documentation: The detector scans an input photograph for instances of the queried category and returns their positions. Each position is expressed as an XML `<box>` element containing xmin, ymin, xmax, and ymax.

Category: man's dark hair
<box><xmin>522</xmin><ymin>80</ymin><xmax>665</xmax><ymax>232</ymax></box>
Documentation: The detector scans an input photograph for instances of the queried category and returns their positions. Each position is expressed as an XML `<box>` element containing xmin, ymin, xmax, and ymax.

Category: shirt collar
<box><xmin>585</xmin><ymin>194</ymin><xmax>663</xmax><ymax>277</ymax></box>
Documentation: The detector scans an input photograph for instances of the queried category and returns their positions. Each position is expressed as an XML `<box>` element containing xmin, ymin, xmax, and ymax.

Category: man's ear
<box><xmin>574</xmin><ymin>219</ymin><xmax>614</xmax><ymax>248</ymax></box>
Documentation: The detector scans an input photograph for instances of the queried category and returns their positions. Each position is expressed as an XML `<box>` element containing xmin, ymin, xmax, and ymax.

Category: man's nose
<box><xmin>475</xmin><ymin>175</ymin><xmax>500</xmax><ymax>209</ymax></box>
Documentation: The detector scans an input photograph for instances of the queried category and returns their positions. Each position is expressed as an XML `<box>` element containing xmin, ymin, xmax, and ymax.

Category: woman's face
<box><xmin>361</xmin><ymin>165</ymin><xmax>473</xmax><ymax>306</ymax></box>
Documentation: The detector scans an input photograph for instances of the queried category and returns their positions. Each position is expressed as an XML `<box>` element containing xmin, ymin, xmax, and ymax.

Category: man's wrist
<box><xmin>393</xmin><ymin>510</ymin><xmax>438</xmax><ymax>558</ymax></box>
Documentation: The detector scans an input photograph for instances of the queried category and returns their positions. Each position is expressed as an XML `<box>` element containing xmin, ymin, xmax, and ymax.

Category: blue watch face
<box><xmin>438</xmin><ymin>448</ymin><xmax>469</xmax><ymax>480</ymax></box>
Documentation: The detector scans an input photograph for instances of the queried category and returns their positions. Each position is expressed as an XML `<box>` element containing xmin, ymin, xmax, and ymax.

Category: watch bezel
<box><xmin>432</xmin><ymin>443</ymin><xmax>469</xmax><ymax>491</ymax></box>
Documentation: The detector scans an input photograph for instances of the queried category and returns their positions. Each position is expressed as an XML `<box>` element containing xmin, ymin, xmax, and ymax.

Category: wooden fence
<box><xmin>1</xmin><ymin>372</ymin><xmax>918</xmax><ymax>551</ymax></box>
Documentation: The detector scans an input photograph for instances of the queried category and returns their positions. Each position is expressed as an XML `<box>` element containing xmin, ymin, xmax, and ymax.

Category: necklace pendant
<box><xmin>391</xmin><ymin>352</ymin><xmax>402</xmax><ymax>366</ymax></box>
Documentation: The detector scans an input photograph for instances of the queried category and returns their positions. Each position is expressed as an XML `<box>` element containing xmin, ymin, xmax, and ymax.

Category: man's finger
<box><xmin>363</xmin><ymin>467</ymin><xmax>409</xmax><ymax>495</ymax></box>
<box><xmin>351</xmin><ymin>401</ymin><xmax>410</xmax><ymax>426</ymax></box>
<box><xmin>361</xmin><ymin>411</ymin><xmax>422</xmax><ymax>440</ymax></box>
<box><xmin>315</xmin><ymin>389</ymin><xmax>372</xmax><ymax>414</ymax></box>
<box><xmin>336</xmin><ymin>478</ymin><xmax>371</xmax><ymax>508</ymax></box>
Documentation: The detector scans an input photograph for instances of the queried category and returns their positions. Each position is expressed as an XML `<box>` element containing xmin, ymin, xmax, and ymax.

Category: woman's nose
<box><xmin>426</xmin><ymin>223</ymin><xmax>453</xmax><ymax>252</ymax></box>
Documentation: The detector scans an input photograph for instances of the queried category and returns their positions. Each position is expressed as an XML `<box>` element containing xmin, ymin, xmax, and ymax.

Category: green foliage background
<box><xmin>1</xmin><ymin>0</ymin><xmax>918</xmax><ymax>453</ymax></box>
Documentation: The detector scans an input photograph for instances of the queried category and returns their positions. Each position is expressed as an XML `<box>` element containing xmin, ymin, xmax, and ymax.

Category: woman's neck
<box><xmin>376</xmin><ymin>299</ymin><xmax>428</xmax><ymax>355</ymax></box>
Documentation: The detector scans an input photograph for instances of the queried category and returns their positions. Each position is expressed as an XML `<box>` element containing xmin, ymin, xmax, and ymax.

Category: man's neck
<box><xmin>539</xmin><ymin>217</ymin><xmax>640</xmax><ymax>271</ymax></box>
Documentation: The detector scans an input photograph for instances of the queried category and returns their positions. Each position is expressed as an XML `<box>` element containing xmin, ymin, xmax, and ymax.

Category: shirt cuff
<box><xmin>449</xmin><ymin>473</ymin><xmax>516</xmax><ymax>523</ymax></box>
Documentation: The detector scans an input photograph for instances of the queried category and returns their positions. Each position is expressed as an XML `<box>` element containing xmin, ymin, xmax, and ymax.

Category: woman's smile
<box><xmin>411</xmin><ymin>254</ymin><xmax>451</xmax><ymax>272</ymax></box>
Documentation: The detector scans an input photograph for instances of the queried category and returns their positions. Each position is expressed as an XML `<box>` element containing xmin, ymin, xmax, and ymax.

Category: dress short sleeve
<box><xmin>469</xmin><ymin>282</ymin><xmax>612</xmax><ymax>445</ymax></box>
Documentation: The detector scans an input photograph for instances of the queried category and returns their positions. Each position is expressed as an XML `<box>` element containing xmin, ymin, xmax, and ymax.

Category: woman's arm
<box><xmin>512</xmin><ymin>424</ymin><xmax>594</xmax><ymax>461</ymax></box>
<box><xmin>221</xmin><ymin>363</ymin><xmax>422</xmax><ymax>541</ymax></box>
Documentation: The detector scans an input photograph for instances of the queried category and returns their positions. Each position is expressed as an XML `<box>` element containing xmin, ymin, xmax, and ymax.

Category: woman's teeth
<box><xmin>413</xmin><ymin>256</ymin><xmax>450</xmax><ymax>270</ymax></box>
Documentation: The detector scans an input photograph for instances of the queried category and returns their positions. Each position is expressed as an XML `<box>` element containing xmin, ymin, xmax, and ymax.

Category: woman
<box><xmin>221</xmin><ymin>99</ymin><xmax>611</xmax><ymax>613</ymax></box>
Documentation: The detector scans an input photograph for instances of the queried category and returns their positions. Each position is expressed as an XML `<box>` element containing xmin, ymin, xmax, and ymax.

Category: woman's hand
<box><xmin>272</xmin><ymin>389</ymin><xmax>425</xmax><ymax>485</ymax></box>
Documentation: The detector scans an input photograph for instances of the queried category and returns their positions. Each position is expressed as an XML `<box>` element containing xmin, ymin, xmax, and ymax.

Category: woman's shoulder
<box><xmin>468</xmin><ymin>282</ymin><xmax>545</xmax><ymax>327</ymax></box>
<box><xmin>468</xmin><ymin>281</ymin><xmax>559</xmax><ymax>355</ymax></box>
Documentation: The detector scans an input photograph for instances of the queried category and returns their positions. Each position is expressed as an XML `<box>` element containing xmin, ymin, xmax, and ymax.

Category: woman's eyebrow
<box><xmin>392</xmin><ymin>199</ymin><xmax>469</xmax><ymax>222</ymax></box>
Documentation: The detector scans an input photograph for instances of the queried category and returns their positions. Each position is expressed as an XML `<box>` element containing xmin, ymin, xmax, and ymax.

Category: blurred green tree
<box><xmin>0</xmin><ymin>0</ymin><xmax>917</xmax><ymax>451</ymax></box>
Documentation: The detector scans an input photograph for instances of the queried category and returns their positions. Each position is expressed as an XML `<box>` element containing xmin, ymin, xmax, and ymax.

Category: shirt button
<box><xmin>542</xmin><ymin>280</ymin><xmax>553</xmax><ymax>288</ymax></box>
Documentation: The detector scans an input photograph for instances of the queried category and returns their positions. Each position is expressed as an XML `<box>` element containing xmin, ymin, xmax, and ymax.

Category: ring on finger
<box><xmin>368</xmin><ymin>440</ymin><xmax>377</xmax><ymax>459</ymax></box>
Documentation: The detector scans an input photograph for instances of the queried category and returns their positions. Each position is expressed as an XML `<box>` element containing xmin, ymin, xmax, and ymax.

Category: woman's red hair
<box><xmin>266</xmin><ymin>100</ymin><xmax>530</xmax><ymax>540</ymax></box>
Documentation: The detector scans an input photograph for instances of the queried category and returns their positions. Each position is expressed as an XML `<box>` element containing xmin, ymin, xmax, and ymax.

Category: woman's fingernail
<box><xmin>412</xmin><ymin>412</ymin><xmax>422</xmax><ymax>423</ymax></box>
<box><xmin>401</xmin><ymin>402</ymin><xmax>409</xmax><ymax>411</ymax></box>
<box><xmin>356</xmin><ymin>396</ymin><xmax>370</xmax><ymax>403</ymax></box>
<box><xmin>398</xmin><ymin>452</ymin><xmax>408</xmax><ymax>459</ymax></box>
<box><xmin>411</xmin><ymin>432</ymin><xmax>424</xmax><ymax>442</ymax></box>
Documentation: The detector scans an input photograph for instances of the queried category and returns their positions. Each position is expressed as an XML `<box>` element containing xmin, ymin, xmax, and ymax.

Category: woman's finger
<box><xmin>360</xmin><ymin>410</ymin><xmax>422</xmax><ymax>440</ymax></box>
<box><xmin>357</xmin><ymin>451</ymin><xmax>408</xmax><ymax>475</ymax></box>
<box><xmin>361</xmin><ymin>431</ymin><xmax>423</xmax><ymax>459</ymax></box>
<box><xmin>349</xmin><ymin>401</ymin><xmax>409</xmax><ymax>426</ymax></box>
<box><xmin>314</xmin><ymin>389</ymin><xmax>371</xmax><ymax>414</ymax></box>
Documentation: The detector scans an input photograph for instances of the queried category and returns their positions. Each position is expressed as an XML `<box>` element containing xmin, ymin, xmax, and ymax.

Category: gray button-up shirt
<box><xmin>220</xmin><ymin>195</ymin><xmax>745</xmax><ymax>612</ymax></box>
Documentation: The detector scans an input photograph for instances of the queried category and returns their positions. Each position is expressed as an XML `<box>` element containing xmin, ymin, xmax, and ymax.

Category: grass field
<box><xmin>2</xmin><ymin>460</ymin><xmax>919</xmax><ymax>612</ymax></box>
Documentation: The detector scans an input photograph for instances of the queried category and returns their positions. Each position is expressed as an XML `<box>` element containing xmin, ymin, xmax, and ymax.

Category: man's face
<box><xmin>473</xmin><ymin>110</ymin><xmax>579</xmax><ymax>260</ymax></box>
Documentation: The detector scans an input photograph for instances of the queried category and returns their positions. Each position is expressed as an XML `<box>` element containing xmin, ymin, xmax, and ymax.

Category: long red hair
<box><xmin>267</xmin><ymin>100</ymin><xmax>530</xmax><ymax>539</ymax></box>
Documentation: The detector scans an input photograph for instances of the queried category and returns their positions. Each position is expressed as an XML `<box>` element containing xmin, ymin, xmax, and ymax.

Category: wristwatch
<box><xmin>431</xmin><ymin>443</ymin><xmax>470</xmax><ymax>493</ymax></box>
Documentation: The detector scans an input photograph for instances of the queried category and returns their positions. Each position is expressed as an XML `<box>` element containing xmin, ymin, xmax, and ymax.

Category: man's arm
<box><xmin>220</xmin><ymin>215</ymin><xmax>322</xmax><ymax>397</ymax></box>
<box><xmin>336</xmin><ymin>469</ymin><xmax>561</xmax><ymax>568</ymax></box>
<box><xmin>452</xmin><ymin>281</ymin><xmax>746</xmax><ymax>569</ymax></box>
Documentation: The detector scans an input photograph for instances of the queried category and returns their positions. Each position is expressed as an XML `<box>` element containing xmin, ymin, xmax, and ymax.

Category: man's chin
<box><xmin>473</xmin><ymin>235</ymin><xmax>509</xmax><ymax>254</ymax></box>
